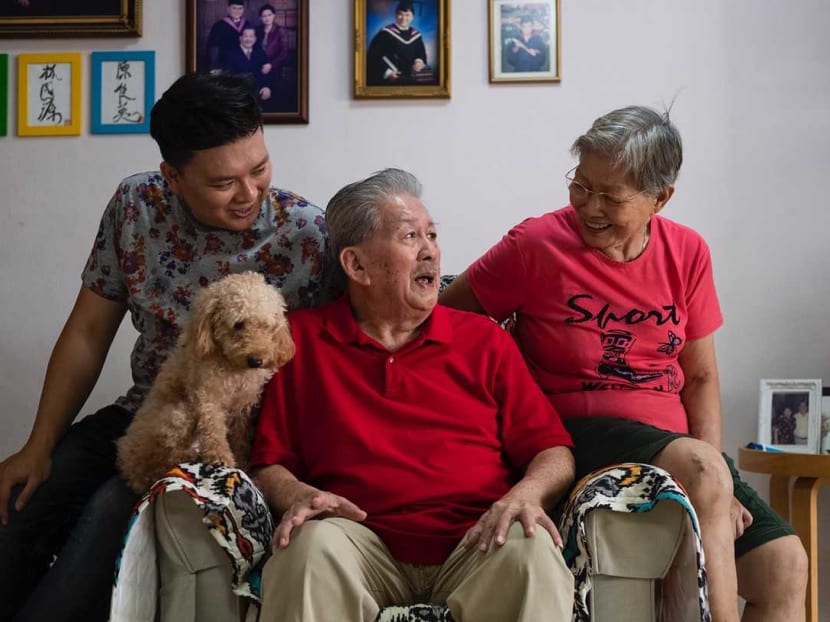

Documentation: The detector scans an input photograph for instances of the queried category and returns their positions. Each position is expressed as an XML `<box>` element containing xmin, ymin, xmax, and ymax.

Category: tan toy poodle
<box><xmin>117</xmin><ymin>271</ymin><xmax>295</xmax><ymax>493</ymax></box>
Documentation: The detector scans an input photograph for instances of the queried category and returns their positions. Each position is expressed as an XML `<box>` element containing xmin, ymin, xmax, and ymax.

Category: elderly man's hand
<box><xmin>271</xmin><ymin>490</ymin><xmax>366</xmax><ymax>551</ymax></box>
<box><xmin>460</xmin><ymin>494</ymin><xmax>562</xmax><ymax>552</ymax></box>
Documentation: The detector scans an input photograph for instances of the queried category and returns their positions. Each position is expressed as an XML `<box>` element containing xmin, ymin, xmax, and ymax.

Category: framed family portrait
<box><xmin>758</xmin><ymin>379</ymin><xmax>823</xmax><ymax>454</ymax></box>
<box><xmin>186</xmin><ymin>0</ymin><xmax>309</xmax><ymax>124</ymax></box>
<box><xmin>17</xmin><ymin>52</ymin><xmax>82</xmax><ymax>136</ymax></box>
<box><xmin>0</xmin><ymin>0</ymin><xmax>142</xmax><ymax>38</ymax></box>
<box><xmin>354</xmin><ymin>0</ymin><xmax>451</xmax><ymax>99</ymax></box>
<box><xmin>488</xmin><ymin>0</ymin><xmax>560</xmax><ymax>83</ymax></box>
<box><xmin>91</xmin><ymin>51</ymin><xmax>154</xmax><ymax>134</ymax></box>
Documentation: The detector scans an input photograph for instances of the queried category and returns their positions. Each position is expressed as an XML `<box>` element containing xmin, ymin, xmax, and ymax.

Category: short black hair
<box><xmin>228</xmin><ymin>1</ymin><xmax>245</xmax><ymax>6</ymax></box>
<box><xmin>259</xmin><ymin>3</ymin><xmax>276</xmax><ymax>15</ymax></box>
<box><xmin>396</xmin><ymin>2</ymin><xmax>414</xmax><ymax>13</ymax></box>
<box><xmin>150</xmin><ymin>72</ymin><xmax>263</xmax><ymax>170</ymax></box>
<box><xmin>520</xmin><ymin>14</ymin><xmax>533</xmax><ymax>24</ymax></box>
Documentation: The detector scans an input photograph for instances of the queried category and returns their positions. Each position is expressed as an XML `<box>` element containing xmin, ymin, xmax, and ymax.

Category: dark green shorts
<box><xmin>564</xmin><ymin>417</ymin><xmax>796</xmax><ymax>558</ymax></box>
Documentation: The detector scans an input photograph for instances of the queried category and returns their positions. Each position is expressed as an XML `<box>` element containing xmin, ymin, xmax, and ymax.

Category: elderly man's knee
<box><xmin>495</xmin><ymin>524</ymin><xmax>570</xmax><ymax>581</ymax></box>
<box><xmin>268</xmin><ymin>520</ymin><xmax>354</xmax><ymax>572</ymax></box>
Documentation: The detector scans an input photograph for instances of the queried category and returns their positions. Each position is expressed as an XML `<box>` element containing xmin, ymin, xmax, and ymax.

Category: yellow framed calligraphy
<box><xmin>17</xmin><ymin>53</ymin><xmax>82</xmax><ymax>137</ymax></box>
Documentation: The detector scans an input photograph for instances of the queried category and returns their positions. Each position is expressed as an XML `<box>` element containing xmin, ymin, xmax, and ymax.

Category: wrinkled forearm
<box><xmin>506</xmin><ymin>446</ymin><xmax>574</xmax><ymax>510</ymax></box>
<box><xmin>252</xmin><ymin>463</ymin><xmax>321</xmax><ymax>514</ymax></box>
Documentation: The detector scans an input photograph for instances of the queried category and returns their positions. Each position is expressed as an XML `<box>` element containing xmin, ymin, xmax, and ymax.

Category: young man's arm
<box><xmin>0</xmin><ymin>287</ymin><xmax>126</xmax><ymax>524</ymax></box>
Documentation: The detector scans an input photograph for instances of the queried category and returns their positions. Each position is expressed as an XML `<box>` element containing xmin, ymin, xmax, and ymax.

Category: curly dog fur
<box><xmin>117</xmin><ymin>272</ymin><xmax>295</xmax><ymax>493</ymax></box>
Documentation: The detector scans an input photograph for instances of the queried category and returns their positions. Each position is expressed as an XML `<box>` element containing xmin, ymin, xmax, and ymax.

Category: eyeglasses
<box><xmin>565</xmin><ymin>167</ymin><xmax>646</xmax><ymax>207</ymax></box>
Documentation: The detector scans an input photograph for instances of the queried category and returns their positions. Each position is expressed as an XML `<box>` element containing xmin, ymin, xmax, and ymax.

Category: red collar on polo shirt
<box><xmin>322</xmin><ymin>295</ymin><xmax>453</xmax><ymax>351</ymax></box>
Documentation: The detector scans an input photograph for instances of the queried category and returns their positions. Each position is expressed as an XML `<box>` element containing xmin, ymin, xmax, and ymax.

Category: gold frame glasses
<box><xmin>565</xmin><ymin>167</ymin><xmax>646</xmax><ymax>206</ymax></box>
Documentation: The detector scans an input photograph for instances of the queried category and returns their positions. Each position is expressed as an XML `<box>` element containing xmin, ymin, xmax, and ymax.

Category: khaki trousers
<box><xmin>259</xmin><ymin>517</ymin><xmax>574</xmax><ymax>621</ymax></box>
<box><xmin>155</xmin><ymin>490</ymin><xmax>241</xmax><ymax>622</ymax></box>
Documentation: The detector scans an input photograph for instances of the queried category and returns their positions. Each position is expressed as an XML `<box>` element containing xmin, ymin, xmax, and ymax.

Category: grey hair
<box><xmin>325</xmin><ymin>168</ymin><xmax>423</xmax><ymax>258</ymax></box>
<box><xmin>570</xmin><ymin>105</ymin><xmax>683</xmax><ymax>196</ymax></box>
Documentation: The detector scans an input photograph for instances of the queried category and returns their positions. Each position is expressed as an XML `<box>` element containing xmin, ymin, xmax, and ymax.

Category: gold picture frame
<box><xmin>0</xmin><ymin>1</ymin><xmax>141</xmax><ymax>38</ymax></box>
<box><xmin>488</xmin><ymin>0</ymin><xmax>560</xmax><ymax>83</ymax></box>
<box><xmin>17</xmin><ymin>52</ymin><xmax>83</xmax><ymax>136</ymax></box>
<box><xmin>354</xmin><ymin>0</ymin><xmax>450</xmax><ymax>99</ymax></box>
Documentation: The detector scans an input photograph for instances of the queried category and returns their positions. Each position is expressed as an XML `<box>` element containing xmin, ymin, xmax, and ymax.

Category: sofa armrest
<box><xmin>559</xmin><ymin>463</ymin><xmax>710</xmax><ymax>622</ymax></box>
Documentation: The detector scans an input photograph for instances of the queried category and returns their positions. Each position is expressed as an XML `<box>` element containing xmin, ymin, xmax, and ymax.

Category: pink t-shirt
<box><xmin>467</xmin><ymin>206</ymin><xmax>723</xmax><ymax>434</ymax></box>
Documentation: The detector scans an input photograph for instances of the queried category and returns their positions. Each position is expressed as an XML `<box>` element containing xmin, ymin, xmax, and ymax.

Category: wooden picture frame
<box><xmin>758</xmin><ymin>379</ymin><xmax>823</xmax><ymax>454</ymax></box>
<box><xmin>17</xmin><ymin>52</ymin><xmax>82</xmax><ymax>136</ymax></box>
<box><xmin>91</xmin><ymin>50</ymin><xmax>154</xmax><ymax>134</ymax></box>
<box><xmin>0</xmin><ymin>54</ymin><xmax>7</xmax><ymax>136</ymax></box>
<box><xmin>488</xmin><ymin>0</ymin><xmax>560</xmax><ymax>83</ymax></box>
<box><xmin>354</xmin><ymin>0</ymin><xmax>451</xmax><ymax>99</ymax></box>
<box><xmin>185</xmin><ymin>0</ymin><xmax>309</xmax><ymax>124</ymax></box>
<box><xmin>0</xmin><ymin>0</ymin><xmax>141</xmax><ymax>38</ymax></box>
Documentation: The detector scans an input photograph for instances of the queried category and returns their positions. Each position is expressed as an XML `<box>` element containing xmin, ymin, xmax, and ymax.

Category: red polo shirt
<box><xmin>251</xmin><ymin>296</ymin><xmax>572</xmax><ymax>564</ymax></box>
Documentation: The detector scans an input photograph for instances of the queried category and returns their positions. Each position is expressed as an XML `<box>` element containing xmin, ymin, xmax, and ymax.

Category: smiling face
<box><xmin>239</xmin><ymin>27</ymin><xmax>257</xmax><ymax>48</ymax></box>
<box><xmin>395</xmin><ymin>9</ymin><xmax>414</xmax><ymax>29</ymax></box>
<box><xmin>351</xmin><ymin>194</ymin><xmax>440</xmax><ymax>320</ymax></box>
<box><xmin>570</xmin><ymin>150</ymin><xmax>673</xmax><ymax>262</ymax></box>
<box><xmin>161</xmin><ymin>128</ymin><xmax>271</xmax><ymax>232</ymax></box>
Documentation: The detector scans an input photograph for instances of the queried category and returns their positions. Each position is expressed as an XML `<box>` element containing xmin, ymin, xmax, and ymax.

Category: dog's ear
<box><xmin>189</xmin><ymin>291</ymin><xmax>220</xmax><ymax>358</ymax></box>
<box><xmin>274</xmin><ymin>324</ymin><xmax>296</xmax><ymax>368</ymax></box>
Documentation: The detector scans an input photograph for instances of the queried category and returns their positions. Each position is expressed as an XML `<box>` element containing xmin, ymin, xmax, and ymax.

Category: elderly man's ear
<box><xmin>340</xmin><ymin>247</ymin><xmax>371</xmax><ymax>285</ymax></box>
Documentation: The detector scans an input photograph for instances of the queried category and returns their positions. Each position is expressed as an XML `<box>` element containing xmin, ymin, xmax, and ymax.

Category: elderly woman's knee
<box><xmin>739</xmin><ymin>536</ymin><xmax>808</xmax><ymax>606</ymax></box>
<box><xmin>761</xmin><ymin>537</ymin><xmax>808</xmax><ymax>589</ymax></box>
<box><xmin>656</xmin><ymin>440</ymin><xmax>733</xmax><ymax>504</ymax></box>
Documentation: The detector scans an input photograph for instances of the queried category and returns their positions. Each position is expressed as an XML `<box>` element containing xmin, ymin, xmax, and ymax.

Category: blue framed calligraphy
<box><xmin>90</xmin><ymin>50</ymin><xmax>154</xmax><ymax>134</ymax></box>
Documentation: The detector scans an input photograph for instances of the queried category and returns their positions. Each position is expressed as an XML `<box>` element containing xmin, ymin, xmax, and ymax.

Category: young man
<box><xmin>207</xmin><ymin>0</ymin><xmax>251</xmax><ymax>72</ymax></box>
<box><xmin>0</xmin><ymin>72</ymin><xmax>326</xmax><ymax>621</ymax></box>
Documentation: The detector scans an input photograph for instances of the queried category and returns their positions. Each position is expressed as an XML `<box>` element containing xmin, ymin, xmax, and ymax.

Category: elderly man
<box><xmin>251</xmin><ymin>168</ymin><xmax>575</xmax><ymax>621</ymax></box>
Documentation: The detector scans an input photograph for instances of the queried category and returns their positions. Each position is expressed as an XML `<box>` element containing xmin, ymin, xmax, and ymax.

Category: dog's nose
<box><xmin>247</xmin><ymin>357</ymin><xmax>263</xmax><ymax>368</ymax></box>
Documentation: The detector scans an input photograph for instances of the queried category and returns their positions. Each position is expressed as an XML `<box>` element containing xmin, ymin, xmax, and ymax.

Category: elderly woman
<box><xmin>440</xmin><ymin>106</ymin><xmax>807</xmax><ymax>621</ymax></box>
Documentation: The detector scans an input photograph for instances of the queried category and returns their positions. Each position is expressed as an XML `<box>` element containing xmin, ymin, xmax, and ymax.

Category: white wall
<box><xmin>2</xmin><ymin>1</ymin><xmax>829</xmax><ymax>615</ymax></box>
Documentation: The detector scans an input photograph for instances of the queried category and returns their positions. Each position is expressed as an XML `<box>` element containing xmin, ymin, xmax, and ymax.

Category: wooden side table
<box><xmin>738</xmin><ymin>447</ymin><xmax>830</xmax><ymax>622</ymax></box>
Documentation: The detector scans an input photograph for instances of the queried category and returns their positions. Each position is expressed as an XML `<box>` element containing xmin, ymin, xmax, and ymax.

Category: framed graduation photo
<box><xmin>354</xmin><ymin>0</ymin><xmax>451</xmax><ymax>99</ymax></box>
<box><xmin>186</xmin><ymin>0</ymin><xmax>309</xmax><ymax>124</ymax></box>
<box><xmin>489</xmin><ymin>0</ymin><xmax>560</xmax><ymax>83</ymax></box>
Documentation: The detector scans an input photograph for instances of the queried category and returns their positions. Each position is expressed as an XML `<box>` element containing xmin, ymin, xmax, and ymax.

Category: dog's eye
<box><xmin>233</xmin><ymin>320</ymin><xmax>245</xmax><ymax>331</ymax></box>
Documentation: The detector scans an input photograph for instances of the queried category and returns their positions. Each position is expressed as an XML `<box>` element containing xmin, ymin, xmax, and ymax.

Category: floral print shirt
<box><xmin>82</xmin><ymin>171</ymin><xmax>326</xmax><ymax>413</ymax></box>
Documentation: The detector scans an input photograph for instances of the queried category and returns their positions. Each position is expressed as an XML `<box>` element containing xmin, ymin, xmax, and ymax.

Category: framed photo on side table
<box><xmin>758</xmin><ymin>379</ymin><xmax>822</xmax><ymax>453</ymax></box>
<box><xmin>0</xmin><ymin>0</ymin><xmax>142</xmax><ymax>38</ymax></box>
<box><xmin>185</xmin><ymin>0</ymin><xmax>308</xmax><ymax>124</ymax></box>
<box><xmin>489</xmin><ymin>0</ymin><xmax>560</xmax><ymax>83</ymax></box>
<box><xmin>17</xmin><ymin>53</ymin><xmax>82</xmax><ymax>136</ymax></box>
<box><xmin>354</xmin><ymin>0</ymin><xmax>451</xmax><ymax>99</ymax></box>
<box><xmin>91</xmin><ymin>51</ymin><xmax>154</xmax><ymax>134</ymax></box>
<box><xmin>820</xmin><ymin>387</ymin><xmax>830</xmax><ymax>454</ymax></box>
